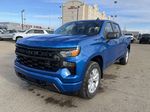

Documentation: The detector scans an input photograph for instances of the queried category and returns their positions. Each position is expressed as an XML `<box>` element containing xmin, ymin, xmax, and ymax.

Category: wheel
<box><xmin>16</xmin><ymin>37</ymin><xmax>23</xmax><ymax>42</ymax></box>
<box><xmin>120</xmin><ymin>49</ymin><xmax>129</xmax><ymax>65</ymax></box>
<box><xmin>79</xmin><ymin>61</ymin><xmax>101</xmax><ymax>99</ymax></box>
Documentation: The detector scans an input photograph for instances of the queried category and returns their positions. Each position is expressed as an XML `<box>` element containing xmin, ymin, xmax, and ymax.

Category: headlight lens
<box><xmin>60</xmin><ymin>47</ymin><xmax>80</xmax><ymax>57</ymax></box>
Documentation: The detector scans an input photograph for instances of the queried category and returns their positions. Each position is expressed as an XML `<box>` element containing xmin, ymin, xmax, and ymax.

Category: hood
<box><xmin>17</xmin><ymin>34</ymin><xmax>88</xmax><ymax>48</ymax></box>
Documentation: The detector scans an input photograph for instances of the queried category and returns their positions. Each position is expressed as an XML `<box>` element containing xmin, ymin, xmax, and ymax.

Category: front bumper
<box><xmin>15</xmin><ymin>62</ymin><xmax>82</xmax><ymax>93</ymax></box>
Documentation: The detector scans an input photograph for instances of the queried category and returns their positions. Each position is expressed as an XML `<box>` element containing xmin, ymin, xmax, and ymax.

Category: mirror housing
<box><xmin>106</xmin><ymin>32</ymin><xmax>118</xmax><ymax>39</ymax></box>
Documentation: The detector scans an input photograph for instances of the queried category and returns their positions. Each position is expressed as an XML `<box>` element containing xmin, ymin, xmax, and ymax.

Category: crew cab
<box><xmin>15</xmin><ymin>20</ymin><xmax>131</xmax><ymax>99</ymax></box>
<box><xmin>13</xmin><ymin>29</ymin><xmax>52</xmax><ymax>41</ymax></box>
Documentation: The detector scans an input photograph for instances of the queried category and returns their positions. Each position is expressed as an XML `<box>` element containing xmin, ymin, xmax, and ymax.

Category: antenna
<box><xmin>96</xmin><ymin>18</ymin><xmax>100</xmax><ymax>20</ymax></box>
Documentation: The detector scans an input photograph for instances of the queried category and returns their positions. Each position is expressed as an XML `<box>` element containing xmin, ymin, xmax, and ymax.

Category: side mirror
<box><xmin>106</xmin><ymin>32</ymin><xmax>118</xmax><ymax>39</ymax></box>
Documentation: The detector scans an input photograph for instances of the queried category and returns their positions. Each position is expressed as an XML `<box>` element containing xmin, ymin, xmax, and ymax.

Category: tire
<box><xmin>131</xmin><ymin>40</ymin><xmax>134</xmax><ymax>43</ymax></box>
<box><xmin>139</xmin><ymin>41</ymin><xmax>142</xmax><ymax>44</ymax></box>
<box><xmin>79</xmin><ymin>61</ymin><xmax>101</xmax><ymax>99</ymax></box>
<box><xmin>0</xmin><ymin>37</ymin><xmax>3</xmax><ymax>41</ymax></box>
<box><xmin>120</xmin><ymin>49</ymin><xmax>129</xmax><ymax>65</ymax></box>
<box><xmin>16</xmin><ymin>37</ymin><xmax>23</xmax><ymax>42</ymax></box>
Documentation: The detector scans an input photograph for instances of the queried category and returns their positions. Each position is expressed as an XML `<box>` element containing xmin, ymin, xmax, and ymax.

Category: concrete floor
<box><xmin>0</xmin><ymin>41</ymin><xmax>150</xmax><ymax>112</ymax></box>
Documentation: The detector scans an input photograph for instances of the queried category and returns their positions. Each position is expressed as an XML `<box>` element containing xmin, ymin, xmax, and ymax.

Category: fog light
<box><xmin>63</xmin><ymin>61</ymin><xmax>76</xmax><ymax>75</ymax></box>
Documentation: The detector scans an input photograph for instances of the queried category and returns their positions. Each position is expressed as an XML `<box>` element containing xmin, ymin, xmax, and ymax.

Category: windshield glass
<box><xmin>142</xmin><ymin>34</ymin><xmax>150</xmax><ymax>38</ymax></box>
<box><xmin>55</xmin><ymin>21</ymin><xmax>102</xmax><ymax>36</ymax></box>
<box><xmin>125</xmin><ymin>34</ymin><xmax>132</xmax><ymax>36</ymax></box>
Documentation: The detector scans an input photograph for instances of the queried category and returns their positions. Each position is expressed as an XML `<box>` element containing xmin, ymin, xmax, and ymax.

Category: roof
<box><xmin>65</xmin><ymin>19</ymin><xmax>117</xmax><ymax>24</ymax></box>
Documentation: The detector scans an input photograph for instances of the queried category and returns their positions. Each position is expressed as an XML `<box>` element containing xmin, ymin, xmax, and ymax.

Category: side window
<box><xmin>104</xmin><ymin>23</ymin><xmax>113</xmax><ymax>39</ymax></box>
<box><xmin>26</xmin><ymin>30</ymin><xmax>34</xmax><ymax>34</ymax></box>
<box><xmin>112</xmin><ymin>23</ymin><xmax>121</xmax><ymax>38</ymax></box>
<box><xmin>46</xmin><ymin>30</ymin><xmax>54</xmax><ymax>34</ymax></box>
<box><xmin>34</xmin><ymin>30</ymin><xmax>44</xmax><ymax>34</ymax></box>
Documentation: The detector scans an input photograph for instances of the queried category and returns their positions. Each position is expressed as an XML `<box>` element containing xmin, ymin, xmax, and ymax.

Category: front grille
<box><xmin>16</xmin><ymin>45</ymin><xmax>63</xmax><ymax>72</ymax></box>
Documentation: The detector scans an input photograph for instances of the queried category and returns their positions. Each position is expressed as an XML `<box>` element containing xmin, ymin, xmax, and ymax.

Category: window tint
<box><xmin>55</xmin><ymin>21</ymin><xmax>102</xmax><ymax>36</ymax></box>
<box><xmin>125</xmin><ymin>34</ymin><xmax>132</xmax><ymax>36</ymax></box>
<box><xmin>112</xmin><ymin>23</ymin><xmax>121</xmax><ymax>38</ymax></box>
<box><xmin>8</xmin><ymin>30</ymin><xmax>17</xmax><ymax>33</ymax></box>
<box><xmin>46</xmin><ymin>30</ymin><xmax>54</xmax><ymax>34</ymax></box>
<box><xmin>26</xmin><ymin>30</ymin><xmax>34</xmax><ymax>34</ymax></box>
<box><xmin>34</xmin><ymin>30</ymin><xmax>44</xmax><ymax>34</ymax></box>
<box><xmin>104</xmin><ymin>23</ymin><xmax>113</xmax><ymax>39</ymax></box>
<box><xmin>142</xmin><ymin>34</ymin><xmax>150</xmax><ymax>38</ymax></box>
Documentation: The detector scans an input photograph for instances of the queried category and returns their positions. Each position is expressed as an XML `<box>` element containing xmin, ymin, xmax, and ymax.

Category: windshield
<box><xmin>55</xmin><ymin>21</ymin><xmax>102</xmax><ymax>36</ymax></box>
<box><xmin>125</xmin><ymin>34</ymin><xmax>132</xmax><ymax>36</ymax></box>
<box><xmin>142</xmin><ymin>34</ymin><xmax>150</xmax><ymax>38</ymax></box>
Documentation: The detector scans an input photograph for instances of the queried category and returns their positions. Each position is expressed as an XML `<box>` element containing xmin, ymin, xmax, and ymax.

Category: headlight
<box><xmin>60</xmin><ymin>46</ymin><xmax>80</xmax><ymax>57</ymax></box>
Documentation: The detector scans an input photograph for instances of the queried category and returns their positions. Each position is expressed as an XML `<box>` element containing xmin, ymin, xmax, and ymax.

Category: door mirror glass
<box><xmin>106</xmin><ymin>32</ymin><xmax>118</xmax><ymax>39</ymax></box>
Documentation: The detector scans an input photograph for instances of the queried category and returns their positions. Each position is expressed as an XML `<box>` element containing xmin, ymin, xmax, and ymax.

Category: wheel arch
<box><xmin>127</xmin><ymin>44</ymin><xmax>131</xmax><ymax>52</ymax></box>
<box><xmin>90</xmin><ymin>55</ymin><xmax>104</xmax><ymax>78</ymax></box>
<box><xmin>15</xmin><ymin>36</ymin><xmax>23</xmax><ymax>42</ymax></box>
<box><xmin>16</xmin><ymin>36</ymin><xmax>23</xmax><ymax>39</ymax></box>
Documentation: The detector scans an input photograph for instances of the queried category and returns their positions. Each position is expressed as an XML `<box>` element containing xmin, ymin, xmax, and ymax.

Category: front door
<box><xmin>102</xmin><ymin>22</ymin><xmax>121</xmax><ymax>68</ymax></box>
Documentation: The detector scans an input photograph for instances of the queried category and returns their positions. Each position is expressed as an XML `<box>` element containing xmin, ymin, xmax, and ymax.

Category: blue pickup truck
<box><xmin>15</xmin><ymin>20</ymin><xmax>131</xmax><ymax>99</ymax></box>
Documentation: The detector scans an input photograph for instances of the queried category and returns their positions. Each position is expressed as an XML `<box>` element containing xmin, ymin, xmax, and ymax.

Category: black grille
<box><xmin>16</xmin><ymin>45</ymin><xmax>63</xmax><ymax>72</ymax></box>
